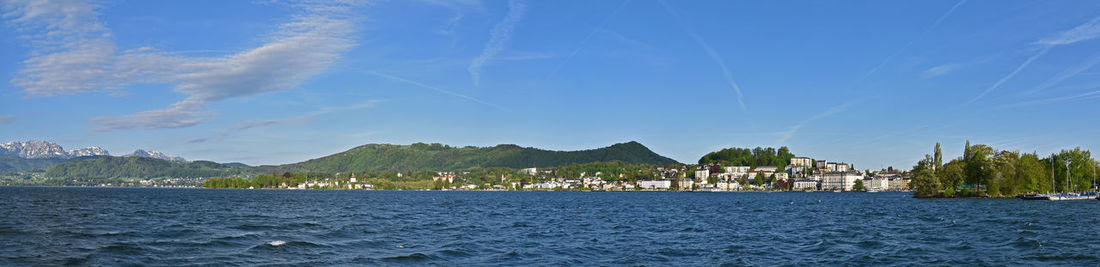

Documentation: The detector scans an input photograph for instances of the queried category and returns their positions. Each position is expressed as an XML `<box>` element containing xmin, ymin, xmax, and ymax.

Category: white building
<box><xmin>835</xmin><ymin>163</ymin><xmax>851</xmax><ymax>172</ymax></box>
<box><xmin>822</xmin><ymin>171</ymin><xmax>863</xmax><ymax>191</ymax></box>
<box><xmin>638</xmin><ymin>180</ymin><xmax>671</xmax><ymax>190</ymax></box>
<box><xmin>790</xmin><ymin>157</ymin><xmax>813</xmax><ymax>167</ymax></box>
<box><xmin>792</xmin><ymin>180</ymin><xmax>818</xmax><ymax>191</ymax></box>
<box><xmin>695</xmin><ymin>169</ymin><xmax>710</xmax><ymax>181</ymax></box>
<box><xmin>724</xmin><ymin>166</ymin><xmax>751</xmax><ymax>174</ymax></box>
<box><xmin>519</xmin><ymin>168</ymin><xmax>538</xmax><ymax>175</ymax></box>
<box><xmin>717</xmin><ymin>181</ymin><xmax>741</xmax><ymax>191</ymax></box>
<box><xmin>865</xmin><ymin>177</ymin><xmax>889</xmax><ymax>192</ymax></box>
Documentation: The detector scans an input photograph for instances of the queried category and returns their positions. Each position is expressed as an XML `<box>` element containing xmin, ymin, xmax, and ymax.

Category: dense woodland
<box><xmin>697</xmin><ymin>146</ymin><xmax>797</xmax><ymax>168</ymax></box>
<box><xmin>910</xmin><ymin>141</ymin><xmax>1098</xmax><ymax>198</ymax></box>
<box><xmin>44</xmin><ymin>156</ymin><xmax>250</xmax><ymax>179</ymax></box>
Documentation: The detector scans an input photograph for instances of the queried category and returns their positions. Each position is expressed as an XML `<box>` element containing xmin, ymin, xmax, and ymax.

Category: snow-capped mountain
<box><xmin>0</xmin><ymin>140</ymin><xmax>110</xmax><ymax>159</ymax></box>
<box><xmin>127</xmin><ymin>149</ymin><xmax>187</xmax><ymax>162</ymax></box>
<box><xmin>68</xmin><ymin>146</ymin><xmax>109</xmax><ymax>157</ymax></box>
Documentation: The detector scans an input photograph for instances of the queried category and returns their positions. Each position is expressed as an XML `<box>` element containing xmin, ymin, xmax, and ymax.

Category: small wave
<box><xmin>268</xmin><ymin>240</ymin><xmax>287</xmax><ymax>246</ymax></box>
<box><xmin>382</xmin><ymin>252</ymin><xmax>434</xmax><ymax>262</ymax></box>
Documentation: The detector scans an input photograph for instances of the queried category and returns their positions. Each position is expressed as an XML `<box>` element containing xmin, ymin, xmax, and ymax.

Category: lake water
<box><xmin>1</xmin><ymin>187</ymin><xmax>1098</xmax><ymax>265</ymax></box>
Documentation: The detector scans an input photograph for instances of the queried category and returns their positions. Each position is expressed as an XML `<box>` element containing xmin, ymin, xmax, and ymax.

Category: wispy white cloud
<box><xmin>1000</xmin><ymin>90</ymin><xmax>1100</xmax><ymax>108</ymax></box>
<box><xmin>419</xmin><ymin>0</ymin><xmax>485</xmax><ymax>36</ymax></box>
<box><xmin>658</xmin><ymin>0</ymin><xmax>746</xmax><ymax>111</ymax></box>
<box><xmin>969</xmin><ymin>46</ymin><xmax>1051</xmax><ymax>103</ymax></box>
<box><xmin>185</xmin><ymin>100</ymin><xmax>381</xmax><ymax>144</ymax></box>
<box><xmin>544</xmin><ymin>0</ymin><xmax>630</xmax><ymax>81</ymax></box>
<box><xmin>776</xmin><ymin>102</ymin><xmax>854</xmax><ymax>144</ymax></box>
<box><xmin>467</xmin><ymin>0</ymin><xmax>527</xmax><ymax>87</ymax></box>
<box><xmin>365</xmin><ymin>71</ymin><xmax>505</xmax><ymax>110</ymax></box>
<box><xmin>1036</xmin><ymin>16</ymin><xmax>1100</xmax><ymax>46</ymax></box>
<box><xmin>689</xmin><ymin>32</ymin><xmax>747</xmax><ymax>111</ymax></box>
<box><xmin>1024</xmin><ymin>52</ymin><xmax>1100</xmax><ymax>95</ymax></box>
<box><xmin>920</xmin><ymin>63</ymin><xmax>959</xmax><ymax>79</ymax></box>
<box><xmin>861</xmin><ymin>0</ymin><xmax>966</xmax><ymax>82</ymax></box>
<box><xmin>3</xmin><ymin>0</ymin><xmax>362</xmax><ymax>131</ymax></box>
<box><xmin>972</xmin><ymin>16</ymin><xmax>1100</xmax><ymax>102</ymax></box>
<box><xmin>0</xmin><ymin>114</ymin><xmax>16</xmax><ymax>125</ymax></box>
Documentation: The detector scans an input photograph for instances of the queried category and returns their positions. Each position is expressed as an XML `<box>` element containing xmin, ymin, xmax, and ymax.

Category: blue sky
<box><xmin>2</xmin><ymin>0</ymin><xmax>1099</xmax><ymax>169</ymax></box>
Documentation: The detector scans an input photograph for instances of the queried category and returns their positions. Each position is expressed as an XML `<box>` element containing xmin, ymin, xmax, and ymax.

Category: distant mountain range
<box><xmin>18</xmin><ymin>141</ymin><xmax>679</xmax><ymax>179</ymax></box>
<box><xmin>127</xmin><ymin>149</ymin><xmax>186</xmax><ymax>162</ymax></box>
<box><xmin>0</xmin><ymin>141</ymin><xmax>187</xmax><ymax>174</ymax></box>
<box><xmin>0</xmin><ymin>140</ymin><xmax>109</xmax><ymax>159</ymax></box>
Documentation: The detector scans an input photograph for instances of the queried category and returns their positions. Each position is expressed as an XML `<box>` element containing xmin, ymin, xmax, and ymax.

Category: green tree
<box><xmin>964</xmin><ymin>144</ymin><xmax>993</xmax><ymax>190</ymax></box>
<box><xmin>911</xmin><ymin>154</ymin><xmax>941</xmax><ymax>198</ymax></box>
<box><xmin>853</xmin><ymin>179</ymin><xmax>865</xmax><ymax>191</ymax></box>
<box><xmin>940</xmin><ymin>160</ymin><xmax>965</xmax><ymax>190</ymax></box>
<box><xmin>934</xmin><ymin>142</ymin><xmax>943</xmax><ymax>171</ymax></box>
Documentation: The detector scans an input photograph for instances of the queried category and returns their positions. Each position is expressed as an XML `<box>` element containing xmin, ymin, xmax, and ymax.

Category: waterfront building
<box><xmin>679</xmin><ymin>178</ymin><xmax>694</xmax><ymax>189</ymax></box>
<box><xmin>822</xmin><ymin>171</ymin><xmax>863</xmax><ymax>191</ymax></box>
<box><xmin>638</xmin><ymin>180</ymin><xmax>671</xmax><ymax>190</ymax></box>
<box><xmin>888</xmin><ymin>178</ymin><xmax>910</xmax><ymax>191</ymax></box>
<box><xmin>793</xmin><ymin>180</ymin><xmax>818</xmax><ymax>191</ymax></box>
<box><xmin>717</xmin><ymin>181</ymin><xmax>740</xmax><ymax>191</ymax></box>
<box><xmin>865</xmin><ymin>177</ymin><xmax>889</xmax><ymax>192</ymax></box>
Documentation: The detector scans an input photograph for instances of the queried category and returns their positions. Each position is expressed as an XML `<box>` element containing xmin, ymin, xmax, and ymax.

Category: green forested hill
<box><xmin>262</xmin><ymin>141</ymin><xmax>681</xmax><ymax>173</ymax></box>
<box><xmin>0</xmin><ymin>154</ymin><xmax>72</xmax><ymax>174</ymax></box>
<box><xmin>44</xmin><ymin>156</ymin><xmax>250</xmax><ymax>179</ymax></box>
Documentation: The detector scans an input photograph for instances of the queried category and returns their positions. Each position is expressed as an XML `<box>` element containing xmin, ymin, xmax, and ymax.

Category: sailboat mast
<box><xmin>1066</xmin><ymin>160</ymin><xmax>1071</xmax><ymax>193</ymax></box>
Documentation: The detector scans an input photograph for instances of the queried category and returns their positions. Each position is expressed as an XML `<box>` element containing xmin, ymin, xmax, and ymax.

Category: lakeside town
<box><xmin>251</xmin><ymin>156</ymin><xmax>912</xmax><ymax>193</ymax></box>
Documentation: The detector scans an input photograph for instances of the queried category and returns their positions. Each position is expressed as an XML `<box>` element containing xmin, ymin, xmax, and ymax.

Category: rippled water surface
<box><xmin>2</xmin><ymin>187</ymin><xmax>1099</xmax><ymax>265</ymax></box>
